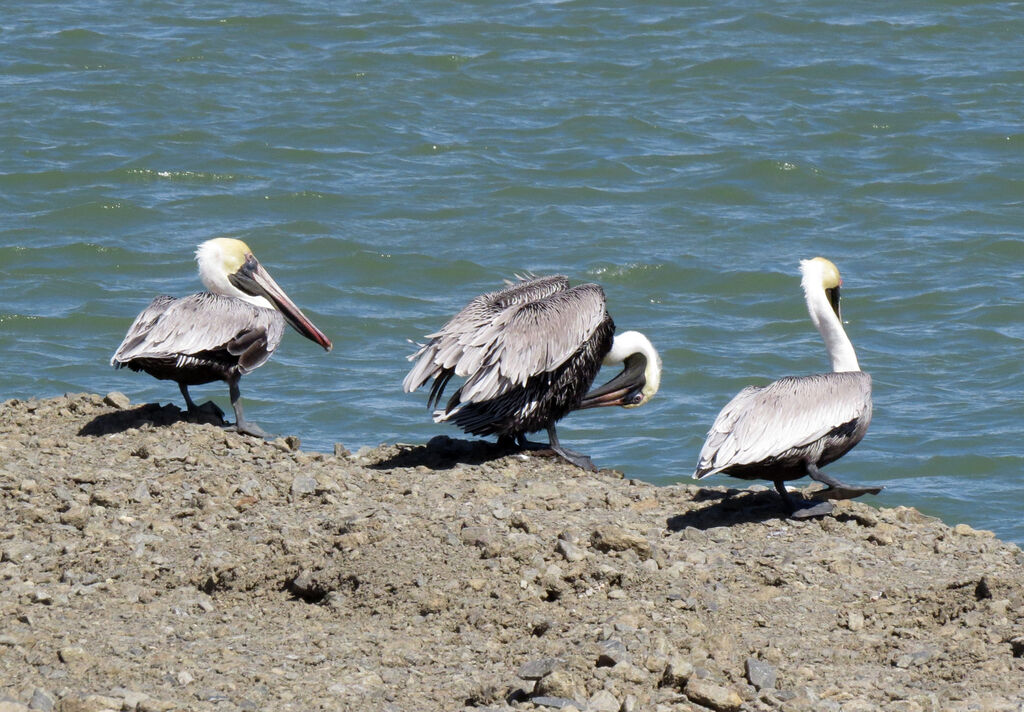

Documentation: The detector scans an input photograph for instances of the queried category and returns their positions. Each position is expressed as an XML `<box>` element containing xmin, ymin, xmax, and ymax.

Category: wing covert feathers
<box><xmin>694</xmin><ymin>372</ymin><xmax>872</xmax><ymax>478</ymax></box>
<box><xmin>403</xmin><ymin>276</ymin><xmax>608</xmax><ymax>409</ymax></box>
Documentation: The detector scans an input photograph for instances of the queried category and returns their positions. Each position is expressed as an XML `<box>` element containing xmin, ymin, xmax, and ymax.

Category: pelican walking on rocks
<box><xmin>693</xmin><ymin>257</ymin><xmax>881</xmax><ymax>518</ymax></box>
<box><xmin>111</xmin><ymin>238</ymin><xmax>332</xmax><ymax>438</ymax></box>
<box><xmin>403</xmin><ymin>275</ymin><xmax>661</xmax><ymax>471</ymax></box>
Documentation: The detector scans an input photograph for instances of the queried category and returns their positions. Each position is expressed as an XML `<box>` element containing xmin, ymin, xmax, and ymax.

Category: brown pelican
<box><xmin>403</xmin><ymin>274</ymin><xmax>661</xmax><ymax>471</ymax></box>
<box><xmin>693</xmin><ymin>257</ymin><xmax>881</xmax><ymax>518</ymax></box>
<box><xmin>111</xmin><ymin>238</ymin><xmax>332</xmax><ymax>437</ymax></box>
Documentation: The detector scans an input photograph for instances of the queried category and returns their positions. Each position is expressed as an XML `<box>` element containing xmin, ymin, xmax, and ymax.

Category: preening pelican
<box><xmin>111</xmin><ymin>238</ymin><xmax>332</xmax><ymax>437</ymax></box>
<box><xmin>693</xmin><ymin>257</ymin><xmax>881</xmax><ymax>518</ymax></box>
<box><xmin>403</xmin><ymin>275</ymin><xmax>661</xmax><ymax>471</ymax></box>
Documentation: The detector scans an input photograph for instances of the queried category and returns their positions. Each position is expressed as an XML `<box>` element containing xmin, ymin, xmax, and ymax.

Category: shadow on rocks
<box><xmin>667</xmin><ymin>487</ymin><xmax>795</xmax><ymax>530</ymax></box>
<box><xmin>368</xmin><ymin>434</ymin><xmax>515</xmax><ymax>471</ymax></box>
<box><xmin>78</xmin><ymin>401</ymin><xmax>226</xmax><ymax>437</ymax></box>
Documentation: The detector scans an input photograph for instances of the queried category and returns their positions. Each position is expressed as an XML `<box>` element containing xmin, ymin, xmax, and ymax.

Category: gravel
<box><xmin>1</xmin><ymin>393</ymin><xmax>1023</xmax><ymax>711</ymax></box>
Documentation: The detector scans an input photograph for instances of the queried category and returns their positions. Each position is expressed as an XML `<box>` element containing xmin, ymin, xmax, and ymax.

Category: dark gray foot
<box><xmin>540</xmin><ymin>425</ymin><xmax>598</xmax><ymax>472</ymax></box>
<box><xmin>806</xmin><ymin>463</ymin><xmax>882</xmax><ymax>501</ymax></box>
<box><xmin>550</xmin><ymin>445</ymin><xmax>597</xmax><ymax>472</ymax></box>
<box><xmin>224</xmin><ymin>420</ymin><xmax>272</xmax><ymax>439</ymax></box>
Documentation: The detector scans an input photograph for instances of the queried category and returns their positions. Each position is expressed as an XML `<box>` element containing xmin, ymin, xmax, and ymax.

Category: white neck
<box><xmin>801</xmin><ymin>272</ymin><xmax>860</xmax><ymax>373</ymax></box>
<box><xmin>604</xmin><ymin>330</ymin><xmax>662</xmax><ymax>394</ymax></box>
<box><xmin>603</xmin><ymin>330</ymin><xmax>650</xmax><ymax>365</ymax></box>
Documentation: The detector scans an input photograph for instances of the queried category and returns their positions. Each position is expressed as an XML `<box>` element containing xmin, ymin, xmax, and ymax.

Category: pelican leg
<box><xmin>178</xmin><ymin>383</ymin><xmax>198</xmax><ymax>414</ymax></box>
<box><xmin>806</xmin><ymin>463</ymin><xmax>883</xmax><ymax>501</ymax></box>
<box><xmin>775</xmin><ymin>479</ymin><xmax>833</xmax><ymax>519</ymax></box>
<box><xmin>178</xmin><ymin>383</ymin><xmax>224</xmax><ymax>423</ymax></box>
<box><xmin>545</xmin><ymin>425</ymin><xmax>597</xmax><ymax>472</ymax></box>
<box><xmin>223</xmin><ymin>377</ymin><xmax>271</xmax><ymax>439</ymax></box>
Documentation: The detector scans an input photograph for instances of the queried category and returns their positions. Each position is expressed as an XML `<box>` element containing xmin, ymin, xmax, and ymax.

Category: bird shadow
<box><xmin>78</xmin><ymin>401</ymin><xmax>226</xmax><ymax>437</ymax></box>
<box><xmin>368</xmin><ymin>435</ymin><xmax>519</xmax><ymax>471</ymax></box>
<box><xmin>667</xmin><ymin>487</ymin><xmax>804</xmax><ymax>530</ymax></box>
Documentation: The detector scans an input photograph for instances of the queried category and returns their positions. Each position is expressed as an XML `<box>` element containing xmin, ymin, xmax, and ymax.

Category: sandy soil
<box><xmin>1</xmin><ymin>393</ymin><xmax>1022</xmax><ymax>712</ymax></box>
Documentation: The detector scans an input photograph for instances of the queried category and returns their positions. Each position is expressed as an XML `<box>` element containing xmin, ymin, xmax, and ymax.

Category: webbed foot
<box><xmin>550</xmin><ymin>445</ymin><xmax>598</xmax><ymax>472</ymax></box>
<box><xmin>224</xmin><ymin>420</ymin><xmax>273</xmax><ymax>440</ymax></box>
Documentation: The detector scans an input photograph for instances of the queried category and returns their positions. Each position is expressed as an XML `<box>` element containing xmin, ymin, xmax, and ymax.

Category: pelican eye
<box><xmin>629</xmin><ymin>392</ymin><xmax>644</xmax><ymax>405</ymax></box>
<box><xmin>239</xmin><ymin>254</ymin><xmax>259</xmax><ymax>275</ymax></box>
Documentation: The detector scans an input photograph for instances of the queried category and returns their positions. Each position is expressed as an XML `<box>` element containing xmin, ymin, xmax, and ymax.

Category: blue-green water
<box><xmin>1</xmin><ymin>2</ymin><xmax>1021</xmax><ymax>543</ymax></box>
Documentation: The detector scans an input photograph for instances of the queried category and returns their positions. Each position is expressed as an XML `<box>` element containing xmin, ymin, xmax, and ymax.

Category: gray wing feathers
<box><xmin>695</xmin><ymin>372</ymin><xmax>871</xmax><ymax>478</ymax></box>
<box><xmin>111</xmin><ymin>293</ymin><xmax>285</xmax><ymax>372</ymax></box>
<box><xmin>403</xmin><ymin>276</ymin><xmax>607</xmax><ymax>406</ymax></box>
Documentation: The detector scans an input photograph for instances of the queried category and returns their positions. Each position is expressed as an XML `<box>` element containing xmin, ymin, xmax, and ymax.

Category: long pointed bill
<box><xmin>576</xmin><ymin>353</ymin><xmax>647</xmax><ymax>410</ymax></box>
<box><xmin>232</xmin><ymin>258</ymin><xmax>333</xmax><ymax>352</ymax></box>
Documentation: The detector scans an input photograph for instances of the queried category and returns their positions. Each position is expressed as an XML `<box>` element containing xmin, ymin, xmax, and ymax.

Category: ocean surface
<box><xmin>1</xmin><ymin>1</ymin><xmax>1021</xmax><ymax>544</ymax></box>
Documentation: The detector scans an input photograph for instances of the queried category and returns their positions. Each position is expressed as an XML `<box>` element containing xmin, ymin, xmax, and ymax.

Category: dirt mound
<box><xmin>1</xmin><ymin>393</ymin><xmax>1022</xmax><ymax>711</ymax></box>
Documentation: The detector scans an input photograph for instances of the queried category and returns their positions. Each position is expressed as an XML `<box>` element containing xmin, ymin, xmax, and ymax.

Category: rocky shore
<box><xmin>1</xmin><ymin>393</ymin><xmax>1022</xmax><ymax>712</ymax></box>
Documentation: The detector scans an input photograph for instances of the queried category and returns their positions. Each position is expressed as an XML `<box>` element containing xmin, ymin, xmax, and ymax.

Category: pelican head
<box><xmin>576</xmin><ymin>330</ymin><xmax>661</xmax><ymax>410</ymax></box>
<box><xmin>800</xmin><ymin>256</ymin><xmax>843</xmax><ymax>321</ymax></box>
<box><xmin>196</xmin><ymin>238</ymin><xmax>333</xmax><ymax>351</ymax></box>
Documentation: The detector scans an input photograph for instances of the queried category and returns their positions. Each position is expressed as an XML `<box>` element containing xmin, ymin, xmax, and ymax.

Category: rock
<box><xmin>518</xmin><ymin>657</ymin><xmax>564</xmax><ymax>680</ymax></box>
<box><xmin>29</xmin><ymin>688</ymin><xmax>55</xmax><ymax>712</ymax></box>
<box><xmin>58</xmin><ymin>646</ymin><xmax>89</xmax><ymax>664</ymax></box>
<box><xmin>103</xmin><ymin>392</ymin><xmax>130</xmax><ymax>409</ymax></box>
<box><xmin>59</xmin><ymin>505</ymin><xmax>90</xmax><ymax>530</ymax></box>
<box><xmin>290</xmin><ymin>475</ymin><xmax>318</xmax><ymax>497</ymax></box>
<box><xmin>136</xmin><ymin>701</ymin><xmax>176</xmax><ymax>712</ymax></box>
<box><xmin>597</xmin><ymin>638</ymin><xmax>631</xmax><ymax>667</ymax></box>
<box><xmin>106</xmin><ymin>689</ymin><xmax>148</xmax><ymax>711</ymax></box>
<box><xmin>55</xmin><ymin>696</ymin><xmax>122</xmax><ymax>712</ymax></box>
<box><xmin>0</xmin><ymin>701</ymin><xmax>30</xmax><ymax>712</ymax></box>
<box><xmin>556</xmin><ymin>538</ymin><xmax>586</xmax><ymax>562</ymax></box>
<box><xmin>661</xmin><ymin>655</ymin><xmax>694</xmax><ymax>688</ymax></box>
<box><xmin>588</xmin><ymin>689</ymin><xmax>620</xmax><ymax>712</ymax></box>
<box><xmin>745</xmin><ymin>657</ymin><xmax>777</xmax><ymax>690</ymax></box>
<box><xmin>684</xmin><ymin>678</ymin><xmax>744</xmax><ymax>712</ymax></box>
<box><xmin>591</xmin><ymin>524</ymin><xmax>652</xmax><ymax>559</ymax></box>
<box><xmin>530</xmin><ymin>697</ymin><xmax>582</xmax><ymax>710</ymax></box>
<box><xmin>535</xmin><ymin>670</ymin><xmax>582</xmax><ymax>700</ymax></box>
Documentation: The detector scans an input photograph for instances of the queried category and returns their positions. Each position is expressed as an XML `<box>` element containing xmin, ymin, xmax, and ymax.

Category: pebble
<box><xmin>745</xmin><ymin>657</ymin><xmax>777</xmax><ymax>690</ymax></box>
<box><xmin>588</xmin><ymin>689</ymin><xmax>620</xmax><ymax>712</ymax></box>
<box><xmin>597</xmin><ymin>638</ymin><xmax>631</xmax><ymax>667</ymax></box>
<box><xmin>290</xmin><ymin>475</ymin><xmax>318</xmax><ymax>497</ymax></box>
<box><xmin>661</xmin><ymin>655</ymin><xmax>694</xmax><ymax>689</ymax></box>
<box><xmin>535</xmin><ymin>670</ymin><xmax>581</xmax><ymax>700</ymax></box>
<box><xmin>55</xmin><ymin>696</ymin><xmax>123</xmax><ymax>712</ymax></box>
<box><xmin>530</xmin><ymin>696</ymin><xmax>582</xmax><ymax>710</ymax></box>
<box><xmin>103</xmin><ymin>392</ymin><xmax>130</xmax><ymax>410</ymax></box>
<box><xmin>684</xmin><ymin>678</ymin><xmax>744</xmax><ymax>712</ymax></box>
<box><xmin>28</xmin><ymin>689</ymin><xmax>54</xmax><ymax>712</ymax></box>
<box><xmin>517</xmin><ymin>657</ymin><xmax>563</xmax><ymax>680</ymax></box>
<box><xmin>590</xmin><ymin>524</ymin><xmax>652</xmax><ymax>559</ymax></box>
